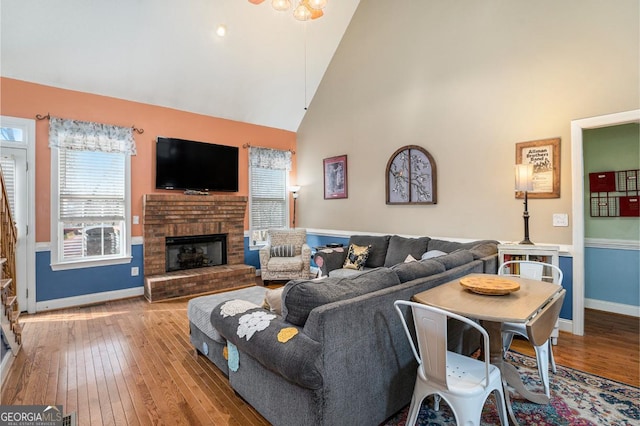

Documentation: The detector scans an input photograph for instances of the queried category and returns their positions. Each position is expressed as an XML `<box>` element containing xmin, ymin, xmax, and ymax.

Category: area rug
<box><xmin>384</xmin><ymin>351</ymin><xmax>639</xmax><ymax>426</ymax></box>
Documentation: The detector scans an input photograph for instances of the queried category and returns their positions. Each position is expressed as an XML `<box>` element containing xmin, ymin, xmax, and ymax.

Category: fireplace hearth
<box><xmin>143</xmin><ymin>194</ymin><xmax>256</xmax><ymax>302</ymax></box>
<box><xmin>165</xmin><ymin>234</ymin><xmax>227</xmax><ymax>272</ymax></box>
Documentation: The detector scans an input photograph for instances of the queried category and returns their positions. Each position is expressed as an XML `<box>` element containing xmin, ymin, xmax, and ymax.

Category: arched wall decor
<box><xmin>386</xmin><ymin>145</ymin><xmax>437</xmax><ymax>204</ymax></box>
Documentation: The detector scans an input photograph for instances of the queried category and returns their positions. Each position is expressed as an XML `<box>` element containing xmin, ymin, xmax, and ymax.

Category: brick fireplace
<box><xmin>143</xmin><ymin>194</ymin><xmax>255</xmax><ymax>302</ymax></box>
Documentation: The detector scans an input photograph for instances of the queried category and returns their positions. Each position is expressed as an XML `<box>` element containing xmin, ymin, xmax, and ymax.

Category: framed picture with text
<box><xmin>516</xmin><ymin>138</ymin><xmax>560</xmax><ymax>199</ymax></box>
<box><xmin>323</xmin><ymin>155</ymin><xmax>348</xmax><ymax>199</ymax></box>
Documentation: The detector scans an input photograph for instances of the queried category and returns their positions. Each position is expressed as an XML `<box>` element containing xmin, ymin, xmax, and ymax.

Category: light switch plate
<box><xmin>552</xmin><ymin>213</ymin><xmax>569</xmax><ymax>227</ymax></box>
<box><xmin>133</xmin><ymin>215</ymin><xmax>140</xmax><ymax>225</ymax></box>
<box><xmin>131</xmin><ymin>266</ymin><xmax>139</xmax><ymax>276</ymax></box>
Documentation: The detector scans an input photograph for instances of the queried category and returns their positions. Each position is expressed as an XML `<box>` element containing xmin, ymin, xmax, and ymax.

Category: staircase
<box><xmin>0</xmin><ymin>169</ymin><xmax>21</xmax><ymax>355</ymax></box>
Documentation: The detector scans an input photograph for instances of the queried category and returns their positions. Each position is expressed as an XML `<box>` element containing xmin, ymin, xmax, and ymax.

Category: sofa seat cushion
<box><xmin>384</xmin><ymin>235</ymin><xmax>430</xmax><ymax>267</ymax></box>
<box><xmin>267</xmin><ymin>255</ymin><xmax>303</xmax><ymax>272</ymax></box>
<box><xmin>281</xmin><ymin>267</ymin><xmax>401</xmax><ymax>326</ymax></box>
<box><xmin>349</xmin><ymin>235</ymin><xmax>391</xmax><ymax>268</ymax></box>
<box><xmin>391</xmin><ymin>259</ymin><xmax>445</xmax><ymax>283</ymax></box>
<box><xmin>211</xmin><ymin>302</ymin><xmax>323</xmax><ymax>390</ymax></box>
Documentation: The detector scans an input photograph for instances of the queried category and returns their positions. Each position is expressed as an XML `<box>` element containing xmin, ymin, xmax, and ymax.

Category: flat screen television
<box><xmin>155</xmin><ymin>137</ymin><xmax>239</xmax><ymax>192</ymax></box>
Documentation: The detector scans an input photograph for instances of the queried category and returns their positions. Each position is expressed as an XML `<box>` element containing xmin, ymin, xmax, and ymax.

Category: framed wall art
<box><xmin>386</xmin><ymin>145</ymin><xmax>437</xmax><ymax>204</ymax></box>
<box><xmin>323</xmin><ymin>155</ymin><xmax>348</xmax><ymax>199</ymax></box>
<box><xmin>516</xmin><ymin>138</ymin><xmax>560</xmax><ymax>199</ymax></box>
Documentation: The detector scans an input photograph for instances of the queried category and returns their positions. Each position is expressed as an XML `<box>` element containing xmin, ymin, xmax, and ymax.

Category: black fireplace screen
<box><xmin>165</xmin><ymin>234</ymin><xmax>227</xmax><ymax>272</ymax></box>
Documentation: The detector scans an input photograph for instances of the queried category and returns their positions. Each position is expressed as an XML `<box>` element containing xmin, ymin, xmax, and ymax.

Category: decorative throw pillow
<box><xmin>271</xmin><ymin>244</ymin><xmax>296</xmax><ymax>257</ymax></box>
<box><xmin>343</xmin><ymin>244</ymin><xmax>371</xmax><ymax>270</ymax></box>
<box><xmin>262</xmin><ymin>287</ymin><xmax>284</xmax><ymax>315</ymax></box>
<box><xmin>421</xmin><ymin>249</ymin><xmax>447</xmax><ymax>260</ymax></box>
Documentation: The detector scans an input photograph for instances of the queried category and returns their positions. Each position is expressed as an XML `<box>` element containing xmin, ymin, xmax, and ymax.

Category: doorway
<box><xmin>570</xmin><ymin>109</ymin><xmax>640</xmax><ymax>336</ymax></box>
<box><xmin>0</xmin><ymin>116</ymin><xmax>36</xmax><ymax>313</ymax></box>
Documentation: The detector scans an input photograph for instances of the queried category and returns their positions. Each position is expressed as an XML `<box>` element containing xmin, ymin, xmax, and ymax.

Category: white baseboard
<box><xmin>585</xmin><ymin>298</ymin><xmax>640</xmax><ymax>317</ymax></box>
<box><xmin>0</xmin><ymin>348</ymin><xmax>15</xmax><ymax>388</ymax></box>
<box><xmin>35</xmin><ymin>286</ymin><xmax>144</xmax><ymax>312</ymax></box>
<box><xmin>558</xmin><ymin>318</ymin><xmax>573</xmax><ymax>333</ymax></box>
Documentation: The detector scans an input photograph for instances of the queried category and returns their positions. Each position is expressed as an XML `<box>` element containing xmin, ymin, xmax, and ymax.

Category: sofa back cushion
<box><xmin>390</xmin><ymin>259</ymin><xmax>445</xmax><ymax>282</ymax></box>
<box><xmin>431</xmin><ymin>250</ymin><xmax>474</xmax><ymax>270</ymax></box>
<box><xmin>383</xmin><ymin>235</ymin><xmax>430</xmax><ymax>267</ymax></box>
<box><xmin>468</xmin><ymin>241</ymin><xmax>499</xmax><ymax>259</ymax></box>
<box><xmin>281</xmin><ymin>267</ymin><xmax>400</xmax><ymax>326</ymax></box>
<box><xmin>349</xmin><ymin>235</ymin><xmax>391</xmax><ymax>268</ymax></box>
<box><xmin>428</xmin><ymin>239</ymin><xmax>499</xmax><ymax>254</ymax></box>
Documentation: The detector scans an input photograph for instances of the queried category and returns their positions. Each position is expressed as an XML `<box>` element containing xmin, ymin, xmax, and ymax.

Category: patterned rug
<box><xmin>384</xmin><ymin>351</ymin><xmax>639</xmax><ymax>426</ymax></box>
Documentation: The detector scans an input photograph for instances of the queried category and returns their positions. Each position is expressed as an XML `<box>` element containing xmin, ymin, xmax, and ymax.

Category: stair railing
<box><xmin>0</xmin><ymin>169</ymin><xmax>17</xmax><ymax>302</ymax></box>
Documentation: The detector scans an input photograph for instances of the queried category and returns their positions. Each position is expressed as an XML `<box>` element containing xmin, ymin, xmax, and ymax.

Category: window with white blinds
<box><xmin>249</xmin><ymin>153</ymin><xmax>289</xmax><ymax>246</ymax></box>
<box><xmin>56</xmin><ymin>149</ymin><xmax>127</xmax><ymax>261</ymax></box>
<box><xmin>49</xmin><ymin>117</ymin><xmax>134</xmax><ymax>268</ymax></box>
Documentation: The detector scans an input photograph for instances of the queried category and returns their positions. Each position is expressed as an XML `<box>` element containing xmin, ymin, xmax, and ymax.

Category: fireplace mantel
<box><xmin>142</xmin><ymin>194</ymin><xmax>255</xmax><ymax>301</ymax></box>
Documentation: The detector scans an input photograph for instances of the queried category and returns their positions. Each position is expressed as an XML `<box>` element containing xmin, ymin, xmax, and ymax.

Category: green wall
<box><xmin>583</xmin><ymin>123</ymin><xmax>640</xmax><ymax>240</ymax></box>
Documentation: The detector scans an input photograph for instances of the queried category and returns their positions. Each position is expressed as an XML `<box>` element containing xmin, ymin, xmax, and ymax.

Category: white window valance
<box><xmin>249</xmin><ymin>147</ymin><xmax>291</xmax><ymax>171</ymax></box>
<box><xmin>48</xmin><ymin>116</ymin><xmax>137</xmax><ymax>155</ymax></box>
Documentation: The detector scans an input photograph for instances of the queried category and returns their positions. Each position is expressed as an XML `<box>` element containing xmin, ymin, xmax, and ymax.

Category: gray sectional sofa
<box><xmin>188</xmin><ymin>234</ymin><xmax>499</xmax><ymax>426</ymax></box>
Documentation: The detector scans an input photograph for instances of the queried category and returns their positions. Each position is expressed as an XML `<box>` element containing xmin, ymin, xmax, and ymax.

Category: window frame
<box><xmin>50</xmin><ymin>146</ymin><xmax>132</xmax><ymax>270</ymax></box>
<box><xmin>248</xmin><ymin>162</ymin><xmax>291</xmax><ymax>250</ymax></box>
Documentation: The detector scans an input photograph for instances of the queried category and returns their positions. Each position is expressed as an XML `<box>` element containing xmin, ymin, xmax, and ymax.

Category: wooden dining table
<box><xmin>412</xmin><ymin>273</ymin><xmax>562</xmax><ymax>426</ymax></box>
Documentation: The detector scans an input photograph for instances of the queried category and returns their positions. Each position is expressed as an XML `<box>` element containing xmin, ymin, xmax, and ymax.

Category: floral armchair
<box><xmin>259</xmin><ymin>228</ymin><xmax>311</xmax><ymax>283</ymax></box>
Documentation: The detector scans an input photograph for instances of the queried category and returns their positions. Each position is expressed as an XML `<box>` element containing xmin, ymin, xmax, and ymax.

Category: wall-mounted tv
<box><xmin>155</xmin><ymin>137</ymin><xmax>239</xmax><ymax>192</ymax></box>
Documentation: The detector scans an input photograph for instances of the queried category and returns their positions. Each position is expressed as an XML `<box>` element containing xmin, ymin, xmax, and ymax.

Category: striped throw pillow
<box><xmin>271</xmin><ymin>244</ymin><xmax>296</xmax><ymax>257</ymax></box>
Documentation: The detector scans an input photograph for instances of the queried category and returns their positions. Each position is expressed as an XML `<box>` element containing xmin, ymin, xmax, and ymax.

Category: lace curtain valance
<box><xmin>48</xmin><ymin>116</ymin><xmax>137</xmax><ymax>155</ymax></box>
<box><xmin>249</xmin><ymin>147</ymin><xmax>291</xmax><ymax>171</ymax></box>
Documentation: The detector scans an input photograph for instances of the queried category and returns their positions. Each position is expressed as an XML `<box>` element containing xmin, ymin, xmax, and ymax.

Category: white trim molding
<box><xmin>585</xmin><ymin>298</ymin><xmax>640</xmax><ymax>318</ymax></box>
<box><xmin>37</xmin><ymin>238</ymin><xmax>144</xmax><ymax>252</ymax></box>
<box><xmin>571</xmin><ymin>109</ymin><xmax>640</xmax><ymax>337</ymax></box>
<box><xmin>35</xmin><ymin>286</ymin><xmax>144</xmax><ymax>312</ymax></box>
<box><xmin>558</xmin><ymin>318</ymin><xmax>573</xmax><ymax>334</ymax></box>
<box><xmin>0</xmin><ymin>346</ymin><xmax>16</xmax><ymax>388</ymax></box>
<box><xmin>585</xmin><ymin>238</ymin><xmax>640</xmax><ymax>250</ymax></box>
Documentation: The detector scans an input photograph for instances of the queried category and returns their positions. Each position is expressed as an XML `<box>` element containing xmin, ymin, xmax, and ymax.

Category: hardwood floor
<box><xmin>511</xmin><ymin>308</ymin><xmax>639</xmax><ymax>387</ymax></box>
<box><xmin>1</xmin><ymin>293</ymin><xmax>638</xmax><ymax>425</ymax></box>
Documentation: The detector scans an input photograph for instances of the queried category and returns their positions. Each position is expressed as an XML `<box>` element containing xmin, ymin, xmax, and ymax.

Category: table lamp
<box><xmin>515</xmin><ymin>164</ymin><xmax>534</xmax><ymax>245</ymax></box>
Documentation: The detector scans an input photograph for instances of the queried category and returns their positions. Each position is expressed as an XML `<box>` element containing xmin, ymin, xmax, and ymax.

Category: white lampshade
<box><xmin>293</xmin><ymin>3</ymin><xmax>312</xmax><ymax>20</ymax></box>
<box><xmin>515</xmin><ymin>164</ymin><xmax>534</xmax><ymax>191</ymax></box>
<box><xmin>272</xmin><ymin>0</ymin><xmax>291</xmax><ymax>11</ymax></box>
<box><xmin>289</xmin><ymin>185</ymin><xmax>301</xmax><ymax>193</ymax></box>
<box><xmin>307</xmin><ymin>0</ymin><xmax>327</xmax><ymax>9</ymax></box>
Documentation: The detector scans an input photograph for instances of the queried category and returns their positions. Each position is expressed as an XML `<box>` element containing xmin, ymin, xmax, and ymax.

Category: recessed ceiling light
<box><xmin>216</xmin><ymin>24</ymin><xmax>227</xmax><ymax>37</ymax></box>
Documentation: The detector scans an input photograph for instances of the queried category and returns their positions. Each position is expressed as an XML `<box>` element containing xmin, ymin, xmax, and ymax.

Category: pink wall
<box><xmin>0</xmin><ymin>78</ymin><xmax>297</xmax><ymax>243</ymax></box>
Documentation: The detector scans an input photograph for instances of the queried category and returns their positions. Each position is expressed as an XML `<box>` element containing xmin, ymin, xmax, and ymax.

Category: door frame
<box><xmin>0</xmin><ymin>116</ymin><xmax>36</xmax><ymax>314</ymax></box>
<box><xmin>570</xmin><ymin>109</ymin><xmax>640</xmax><ymax>336</ymax></box>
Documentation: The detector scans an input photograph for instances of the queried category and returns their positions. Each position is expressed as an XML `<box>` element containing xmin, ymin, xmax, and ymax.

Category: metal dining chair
<box><xmin>394</xmin><ymin>300</ymin><xmax>508</xmax><ymax>426</ymax></box>
<box><xmin>499</xmin><ymin>260</ymin><xmax>564</xmax><ymax>397</ymax></box>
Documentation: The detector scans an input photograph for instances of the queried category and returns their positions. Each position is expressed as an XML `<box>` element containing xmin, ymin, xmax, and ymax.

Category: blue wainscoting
<box><xmin>32</xmin><ymin>234</ymin><xmax>577</xmax><ymax>324</ymax></box>
<box><xmin>244</xmin><ymin>236</ymin><xmax>260</xmax><ymax>269</ymax></box>
<box><xmin>559</xmin><ymin>256</ymin><xmax>573</xmax><ymax>320</ymax></box>
<box><xmin>585</xmin><ymin>247</ymin><xmax>639</xmax><ymax>307</ymax></box>
<box><xmin>35</xmin><ymin>244</ymin><xmax>145</xmax><ymax>302</ymax></box>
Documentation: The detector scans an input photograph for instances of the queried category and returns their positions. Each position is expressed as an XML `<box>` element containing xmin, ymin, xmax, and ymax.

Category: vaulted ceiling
<box><xmin>1</xmin><ymin>0</ymin><xmax>361</xmax><ymax>132</ymax></box>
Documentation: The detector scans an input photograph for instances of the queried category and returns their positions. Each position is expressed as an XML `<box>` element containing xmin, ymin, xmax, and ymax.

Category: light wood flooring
<box><xmin>1</xmin><ymin>291</ymin><xmax>638</xmax><ymax>425</ymax></box>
